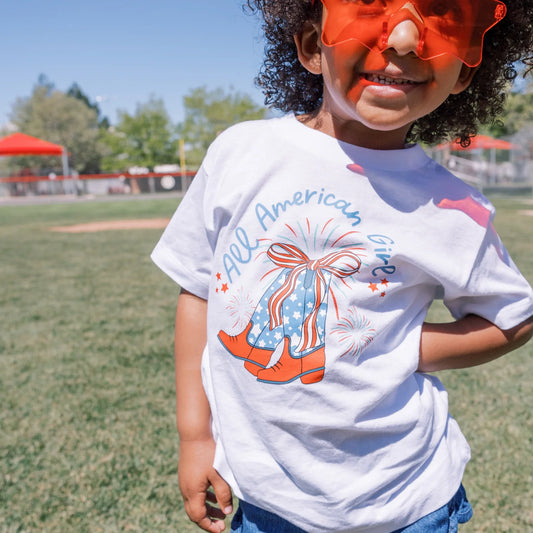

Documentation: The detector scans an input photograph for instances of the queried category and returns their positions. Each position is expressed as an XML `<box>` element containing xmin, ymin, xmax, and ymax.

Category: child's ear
<box><xmin>451</xmin><ymin>64</ymin><xmax>478</xmax><ymax>94</ymax></box>
<box><xmin>294</xmin><ymin>21</ymin><xmax>322</xmax><ymax>75</ymax></box>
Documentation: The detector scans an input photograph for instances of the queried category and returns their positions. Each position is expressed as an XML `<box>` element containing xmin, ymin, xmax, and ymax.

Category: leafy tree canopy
<box><xmin>7</xmin><ymin>76</ymin><xmax>103</xmax><ymax>174</ymax></box>
<box><xmin>100</xmin><ymin>97</ymin><xmax>179</xmax><ymax>172</ymax></box>
<box><xmin>179</xmin><ymin>86</ymin><xmax>266</xmax><ymax>168</ymax></box>
<box><xmin>487</xmin><ymin>87</ymin><xmax>533</xmax><ymax>138</ymax></box>
<box><xmin>67</xmin><ymin>82</ymin><xmax>110</xmax><ymax>129</ymax></box>
<box><xmin>3</xmin><ymin>78</ymin><xmax>267</xmax><ymax>176</ymax></box>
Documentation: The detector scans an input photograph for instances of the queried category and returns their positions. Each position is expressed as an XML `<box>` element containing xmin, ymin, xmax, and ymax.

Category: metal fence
<box><xmin>1</xmin><ymin>156</ymin><xmax>532</xmax><ymax>199</ymax></box>
<box><xmin>429</xmin><ymin>151</ymin><xmax>533</xmax><ymax>195</ymax></box>
<box><xmin>0</xmin><ymin>171</ymin><xmax>197</xmax><ymax>199</ymax></box>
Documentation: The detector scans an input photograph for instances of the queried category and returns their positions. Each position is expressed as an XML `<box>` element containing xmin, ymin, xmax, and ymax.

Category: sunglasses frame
<box><xmin>310</xmin><ymin>0</ymin><xmax>507</xmax><ymax>67</ymax></box>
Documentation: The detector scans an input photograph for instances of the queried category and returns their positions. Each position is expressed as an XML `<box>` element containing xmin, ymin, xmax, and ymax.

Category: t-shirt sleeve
<box><xmin>151</xmin><ymin>165</ymin><xmax>214</xmax><ymax>300</ymax></box>
<box><xmin>443</xmin><ymin>223</ymin><xmax>533</xmax><ymax>330</ymax></box>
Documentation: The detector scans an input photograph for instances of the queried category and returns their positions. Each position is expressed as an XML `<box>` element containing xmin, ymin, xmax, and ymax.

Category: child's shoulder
<box><xmin>428</xmin><ymin>158</ymin><xmax>492</xmax><ymax>201</ymax></box>
<box><xmin>423</xmin><ymin>158</ymin><xmax>496</xmax><ymax>226</ymax></box>
<box><xmin>205</xmin><ymin>114</ymin><xmax>294</xmax><ymax>162</ymax></box>
<box><xmin>216</xmin><ymin>114</ymin><xmax>291</xmax><ymax>143</ymax></box>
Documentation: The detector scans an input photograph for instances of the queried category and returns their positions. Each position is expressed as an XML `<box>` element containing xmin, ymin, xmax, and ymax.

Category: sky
<box><xmin>0</xmin><ymin>0</ymin><xmax>266</xmax><ymax>128</ymax></box>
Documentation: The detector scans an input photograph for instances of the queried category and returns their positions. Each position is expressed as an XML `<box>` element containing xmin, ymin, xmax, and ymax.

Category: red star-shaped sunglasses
<box><xmin>310</xmin><ymin>0</ymin><xmax>507</xmax><ymax>67</ymax></box>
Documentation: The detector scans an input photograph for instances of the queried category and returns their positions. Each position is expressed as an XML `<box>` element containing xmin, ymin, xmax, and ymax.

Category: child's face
<box><xmin>321</xmin><ymin>25</ymin><xmax>471</xmax><ymax>141</ymax></box>
<box><xmin>296</xmin><ymin>1</ymin><xmax>486</xmax><ymax>148</ymax></box>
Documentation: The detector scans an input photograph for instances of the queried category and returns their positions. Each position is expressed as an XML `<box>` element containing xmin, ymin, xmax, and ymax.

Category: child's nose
<box><xmin>385</xmin><ymin>2</ymin><xmax>423</xmax><ymax>56</ymax></box>
<box><xmin>386</xmin><ymin>19</ymin><xmax>421</xmax><ymax>56</ymax></box>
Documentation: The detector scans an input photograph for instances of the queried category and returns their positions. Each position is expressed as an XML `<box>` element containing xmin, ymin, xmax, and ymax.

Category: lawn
<box><xmin>0</xmin><ymin>195</ymin><xmax>532</xmax><ymax>532</ymax></box>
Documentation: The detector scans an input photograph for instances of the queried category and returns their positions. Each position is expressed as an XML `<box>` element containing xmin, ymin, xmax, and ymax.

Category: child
<box><xmin>152</xmin><ymin>0</ymin><xmax>533</xmax><ymax>531</ymax></box>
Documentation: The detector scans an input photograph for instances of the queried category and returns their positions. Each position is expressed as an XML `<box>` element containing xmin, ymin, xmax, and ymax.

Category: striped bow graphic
<box><xmin>267</xmin><ymin>243</ymin><xmax>361</xmax><ymax>353</ymax></box>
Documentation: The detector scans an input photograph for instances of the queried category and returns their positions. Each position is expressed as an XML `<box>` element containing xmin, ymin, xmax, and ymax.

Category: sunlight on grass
<box><xmin>1</xmin><ymin>196</ymin><xmax>532</xmax><ymax>532</ymax></box>
<box><xmin>1</xmin><ymin>198</ymin><xmax>198</xmax><ymax>532</ymax></box>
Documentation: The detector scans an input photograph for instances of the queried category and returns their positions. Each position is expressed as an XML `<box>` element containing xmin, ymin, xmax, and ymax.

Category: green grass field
<box><xmin>1</xmin><ymin>196</ymin><xmax>532</xmax><ymax>533</ymax></box>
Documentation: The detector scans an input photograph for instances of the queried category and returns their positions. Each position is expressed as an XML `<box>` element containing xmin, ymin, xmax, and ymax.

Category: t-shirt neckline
<box><xmin>278</xmin><ymin>113</ymin><xmax>430</xmax><ymax>172</ymax></box>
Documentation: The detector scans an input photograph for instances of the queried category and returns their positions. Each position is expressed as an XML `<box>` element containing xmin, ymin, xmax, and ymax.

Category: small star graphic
<box><xmin>221</xmin><ymin>283</ymin><xmax>229</xmax><ymax>293</ymax></box>
<box><xmin>381</xmin><ymin>278</ymin><xmax>389</xmax><ymax>286</ymax></box>
<box><xmin>369</xmin><ymin>282</ymin><xmax>379</xmax><ymax>292</ymax></box>
<box><xmin>380</xmin><ymin>292</ymin><xmax>386</xmax><ymax>298</ymax></box>
<box><xmin>216</xmin><ymin>272</ymin><xmax>221</xmax><ymax>281</ymax></box>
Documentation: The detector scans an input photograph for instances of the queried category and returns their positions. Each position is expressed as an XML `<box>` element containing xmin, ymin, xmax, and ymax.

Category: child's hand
<box><xmin>178</xmin><ymin>438</ymin><xmax>233</xmax><ymax>532</ymax></box>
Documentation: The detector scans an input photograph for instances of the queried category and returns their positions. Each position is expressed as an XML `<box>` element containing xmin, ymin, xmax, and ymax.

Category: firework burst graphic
<box><xmin>256</xmin><ymin>218</ymin><xmax>367</xmax><ymax>320</ymax></box>
<box><xmin>331</xmin><ymin>307</ymin><xmax>375</xmax><ymax>358</ymax></box>
<box><xmin>225</xmin><ymin>287</ymin><xmax>255</xmax><ymax>331</ymax></box>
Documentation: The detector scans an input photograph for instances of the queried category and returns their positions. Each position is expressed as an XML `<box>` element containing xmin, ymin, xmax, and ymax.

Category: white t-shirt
<box><xmin>152</xmin><ymin>115</ymin><xmax>533</xmax><ymax>533</ymax></box>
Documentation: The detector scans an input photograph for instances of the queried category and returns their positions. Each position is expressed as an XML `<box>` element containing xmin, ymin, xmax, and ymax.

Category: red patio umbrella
<box><xmin>0</xmin><ymin>132</ymin><xmax>64</xmax><ymax>156</ymax></box>
<box><xmin>0</xmin><ymin>133</ymin><xmax>69</xmax><ymax>177</ymax></box>
<box><xmin>435</xmin><ymin>134</ymin><xmax>520</xmax><ymax>151</ymax></box>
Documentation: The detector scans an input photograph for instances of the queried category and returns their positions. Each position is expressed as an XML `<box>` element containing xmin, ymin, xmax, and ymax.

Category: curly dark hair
<box><xmin>244</xmin><ymin>0</ymin><xmax>533</xmax><ymax>145</ymax></box>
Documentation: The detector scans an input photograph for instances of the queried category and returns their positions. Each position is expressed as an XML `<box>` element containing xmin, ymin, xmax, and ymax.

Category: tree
<box><xmin>7</xmin><ymin>77</ymin><xmax>103</xmax><ymax>174</ymax></box>
<box><xmin>179</xmin><ymin>86</ymin><xmax>267</xmax><ymax>168</ymax></box>
<box><xmin>67</xmin><ymin>82</ymin><xmax>110</xmax><ymax>130</ymax></box>
<box><xmin>100</xmin><ymin>97</ymin><xmax>179</xmax><ymax>172</ymax></box>
<box><xmin>487</xmin><ymin>80</ymin><xmax>533</xmax><ymax>138</ymax></box>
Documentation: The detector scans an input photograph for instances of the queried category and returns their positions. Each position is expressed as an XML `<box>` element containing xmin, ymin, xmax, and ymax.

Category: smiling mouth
<box><xmin>363</xmin><ymin>74</ymin><xmax>421</xmax><ymax>85</ymax></box>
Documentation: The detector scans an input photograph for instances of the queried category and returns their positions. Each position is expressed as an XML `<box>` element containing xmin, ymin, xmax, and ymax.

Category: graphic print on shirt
<box><xmin>219</xmin><ymin>242</ymin><xmax>362</xmax><ymax>384</ymax></box>
<box><xmin>216</xmin><ymin>209</ymin><xmax>386</xmax><ymax>385</ymax></box>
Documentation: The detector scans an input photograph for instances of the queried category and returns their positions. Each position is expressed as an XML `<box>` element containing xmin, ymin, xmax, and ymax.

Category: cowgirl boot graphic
<box><xmin>218</xmin><ymin>322</ymin><xmax>275</xmax><ymax>375</ymax></box>
<box><xmin>218</xmin><ymin>252</ymin><xmax>297</xmax><ymax>375</ymax></box>
<box><xmin>257</xmin><ymin>337</ymin><xmax>326</xmax><ymax>384</ymax></box>
<box><xmin>255</xmin><ymin>243</ymin><xmax>361</xmax><ymax>385</ymax></box>
<box><xmin>220</xmin><ymin>242</ymin><xmax>361</xmax><ymax>382</ymax></box>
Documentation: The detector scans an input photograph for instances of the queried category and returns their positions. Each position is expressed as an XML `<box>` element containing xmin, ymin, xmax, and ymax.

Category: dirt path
<box><xmin>50</xmin><ymin>218</ymin><xmax>170</xmax><ymax>233</ymax></box>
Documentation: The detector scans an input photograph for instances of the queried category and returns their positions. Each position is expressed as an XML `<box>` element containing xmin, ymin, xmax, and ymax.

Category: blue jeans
<box><xmin>231</xmin><ymin>485</ymin><xmax>472</xmax><ymax>533</ymax></box>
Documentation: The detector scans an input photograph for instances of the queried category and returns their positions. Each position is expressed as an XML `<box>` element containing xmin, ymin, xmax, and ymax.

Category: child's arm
<box><xmin>175</xmin><ymin>289</ymin><xmax>233</xmax><ymax>533</ymax></box>
<box><xmin>418</xmin><ymin>314</ymin><xmax>533</xmax><ymax>372</ymax></box>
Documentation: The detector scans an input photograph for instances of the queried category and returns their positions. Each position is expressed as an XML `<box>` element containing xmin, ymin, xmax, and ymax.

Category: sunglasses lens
<box><xmin>320</xmin><ymin>0</ymin><xmax>506</xmax><ymax>66</ymax></box>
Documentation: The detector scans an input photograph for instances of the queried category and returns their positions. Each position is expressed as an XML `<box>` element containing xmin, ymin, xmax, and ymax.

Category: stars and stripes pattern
<box><xmin>246</xmin><ymin>243</ymin><xmax>362</xmax><ymax>356</ymax></box>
